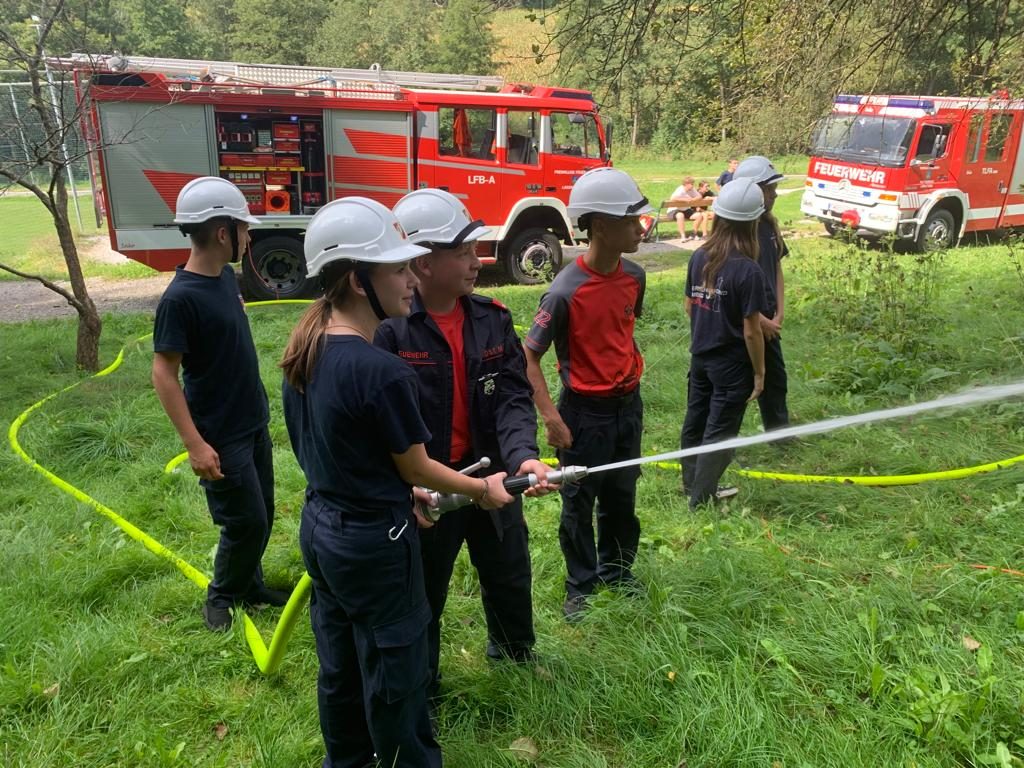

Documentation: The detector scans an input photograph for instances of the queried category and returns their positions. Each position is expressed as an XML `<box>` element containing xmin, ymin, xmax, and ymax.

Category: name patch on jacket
<box><xmin>482</xmin><ymin>345</ymin><xmax>503</xmax><ymax>361</ymax></box>
<box><xmin>398</xmin><ymin>350</ymin><xmax>430</xmax><ymax>360</ymax></box>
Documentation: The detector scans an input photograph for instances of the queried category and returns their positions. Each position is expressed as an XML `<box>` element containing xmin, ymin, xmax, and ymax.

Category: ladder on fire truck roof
<box><xmin>49</xmin><ymin>53</ymin><xmax>506</xmax><ymax>92</ymax></box>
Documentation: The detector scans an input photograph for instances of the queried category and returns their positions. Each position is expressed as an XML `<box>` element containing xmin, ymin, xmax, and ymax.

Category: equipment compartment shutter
<box><xmin>328</xmin><ymin>109</ymin><xmax>413</xmax><ymax>208</ymax></box>
<box><xmin>97</xmin><ymin>102</ymin><xmax>214</xmax><ymax>228</ymax></box>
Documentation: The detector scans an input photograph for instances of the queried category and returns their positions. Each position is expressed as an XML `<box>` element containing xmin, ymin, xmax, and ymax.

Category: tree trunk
<box><xmin>52</xmin><ymin>179</ymin><xmax>102</xmax><ymax>371</ymax></box>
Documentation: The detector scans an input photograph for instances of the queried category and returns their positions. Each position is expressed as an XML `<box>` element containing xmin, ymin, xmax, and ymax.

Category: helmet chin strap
<box><xmin>229</xmin><ymin>221</ymin><xmax>240</xmax><ymax>263</ymax></box>
<box><xmin>355</xmin><ymin>267</ymin><xmax>389</xmax><ymax>320</ymax></box>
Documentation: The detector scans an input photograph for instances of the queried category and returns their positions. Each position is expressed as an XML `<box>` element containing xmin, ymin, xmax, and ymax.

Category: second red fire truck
<box><xmin>802</xmin><ymin>93</ymin><xmax>1024</xmax><ymax>250</ymax></box>
<box><xmin>58</xmin><ymin>54</ymin><xmax>612</xmax><ymax>297</ymax></box>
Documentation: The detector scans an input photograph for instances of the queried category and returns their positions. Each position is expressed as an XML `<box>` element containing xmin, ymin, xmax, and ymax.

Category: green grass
<box><xmin>3</xmin><ymin>236</ymin><xmax>1024</xmax><ymax>766</ymax></box>
<box><xmin>0</xmin><ymin>192</ymin><xmax>152</xmax><ymax>282</ymax></box>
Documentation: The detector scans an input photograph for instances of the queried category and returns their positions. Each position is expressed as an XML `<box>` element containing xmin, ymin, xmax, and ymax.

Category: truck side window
<box><xmin>506</xmin><ymin>110</ymin><xmax>539</xmax><ymax>165</ymax></box>
<box><xmin>914</xmin><ymin>124</ymin><xmax>950</xmax><ymax>161</ymax></box>
<box><xmin>438</xmin><ymin>107</ymin><xmax>497</xmax><ymax>161</ymax></box>
<box><xmin>985</xmin><ymin>113</ymin><xmax>1013</xmax><ymax>162</ymax></box>
<box><xmin>966</xmin><ymin>113</ymin><xmax>984</xmax><ymax>163</ymax></box>
<box><xmin>550</xmin><ymin>112</ymin><xmax>600</xmax><ymax>159</ymax></box>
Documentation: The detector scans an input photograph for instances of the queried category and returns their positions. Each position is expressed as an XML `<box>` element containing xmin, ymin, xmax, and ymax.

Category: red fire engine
<box><xmin>55</xmin><ymin>54</ymin><xmax>611</xmax><ymax>297</ymax></box>
<box><xmin>802</xmin><ymin>94</ymin><xmax>1024</xmax><ymax>250</ymax></box>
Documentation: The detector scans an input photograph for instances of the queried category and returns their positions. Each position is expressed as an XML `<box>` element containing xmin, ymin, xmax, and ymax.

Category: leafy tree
<box><xmin>311</xmin><ymin>0</ymin><xmax>439</xmax><ymax>71</ymax></box>
<box><xmin>0</xmin><ymin>0</ymin><xmax>103</xmax><ymax>369</ymax></box>
<box><xmin>229</xmin><ymin>0</ymin><xmax>327</xmax><ymax>65</ymax></box>
<box><xmin>435</xmin><ymin>0</ymin><xmax>496</xmax><ymax>75</ymax></box>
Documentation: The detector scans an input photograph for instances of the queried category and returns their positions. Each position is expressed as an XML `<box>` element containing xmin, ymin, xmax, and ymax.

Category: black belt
<box><xmin>561</xmin><ymin>387</ymin><xmax>639</xmax><ymax>413</ymax></box>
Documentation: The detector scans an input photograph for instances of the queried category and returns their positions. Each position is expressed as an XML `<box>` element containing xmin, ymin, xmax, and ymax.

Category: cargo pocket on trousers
<box><xmin>369</xmin><ymin>601</ymin><xmax>432</xmax><ymax>704</ymax></box>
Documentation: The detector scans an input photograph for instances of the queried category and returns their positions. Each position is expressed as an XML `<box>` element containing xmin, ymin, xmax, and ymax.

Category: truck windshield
<box><xmin>811</xmin><ymin>114</ymin><xmax>915</xmax><ymax>167</ymax></box>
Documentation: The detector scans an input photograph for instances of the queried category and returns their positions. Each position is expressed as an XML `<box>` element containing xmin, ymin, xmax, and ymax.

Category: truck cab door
<box><xmin>907</xmin><ymin>122</ymin><xmax>952</xmax><ymax>190</ymax></box>
<box><xmin>545</xmin><ymin>111</ymin><xmax>606</xmax><ymax>200</ymax></box>
<box><xmin>422</xmin><ymin>105</ymin><xmax>501</xmax><ymax>222</ymax></box>
<box><xmin>997</xmin><ymin>112</ymin><xmax>1024</xmax><ymax>228</ymax></box>
<box><xmin>961</xmin><ymin>111</ymin><xmax>1019</xmax><ymax>231</ymax></box>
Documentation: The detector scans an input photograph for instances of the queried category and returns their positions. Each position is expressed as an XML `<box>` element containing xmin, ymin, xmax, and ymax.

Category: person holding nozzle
<box><xmin>680</xmin><ymin>177</ymin><xmax>769</xmax><ymax>508</ymax></box>
<box><xmin>375</xmin><ymin>188</ymin><xmax>552</xmax><ymax>703</ymax></box>
<box><xmin>524</xmin><ymin>167</ymin><xmax>651</xmax><ymax>621</ymax></box>
<box><xmin>151</xmin><ymin>176</ymin><xmax>288</xmax><ymax>633</ymax></box>
<box><xmin>733</xmin><ymin>155</ymin><xmax>791</xmax><ymax>432</ymax></box>
<box><xmin>280</xmin><ymin>197</ymin><xmax>514</xmax><ymax>768</ymax></box>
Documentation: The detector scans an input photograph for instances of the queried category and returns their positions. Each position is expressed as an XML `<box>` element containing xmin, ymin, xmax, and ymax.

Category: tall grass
<box><xmin>2</xmin><ymin>221</ymin><xmax>1024</xmax><ymax>767</ymax></box>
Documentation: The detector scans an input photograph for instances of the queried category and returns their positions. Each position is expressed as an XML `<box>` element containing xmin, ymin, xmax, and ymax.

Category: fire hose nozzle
<box><xmin>423</xmin><ymin>464</ymin><xmax>589</xmax><ymax>520</ymax></box>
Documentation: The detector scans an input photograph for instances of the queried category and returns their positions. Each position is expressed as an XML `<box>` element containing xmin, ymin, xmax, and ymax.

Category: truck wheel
<box><xmin>914</xmin><ymin>209</ymin><xmax>956</xmax><ymax>252</ymax></box>
<box><xmin>503</xmin><ymin>228</ymin><xmax>562</xmax><ymax>285</ymax></box>
<box><xmin>243</xmin><ymin>236</ymin><xmax>317</xmax><ymax>300</ymax></box>
<box><xmin>823</xmin><ymin>220</ymin><xmax>838</xmax><ymax>236</ymax></box>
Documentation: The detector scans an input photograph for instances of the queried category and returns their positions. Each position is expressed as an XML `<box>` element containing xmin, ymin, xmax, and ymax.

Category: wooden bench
<box><xmin>642</xmin><ymin>197</ymin><xmax>714</xmax><ymax>242</ymax></box>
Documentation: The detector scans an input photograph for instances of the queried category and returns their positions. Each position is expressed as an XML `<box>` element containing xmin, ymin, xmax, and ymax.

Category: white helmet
<box><xmin>173</xmin><ymin>176</ymin><xmax>260</xmax><ymax>226</ymax></box>
<box><xmin>734</xmin><ymin>155</ymin><xmax>785</xmax><ymax>186</ymax></box>
<box><xmin>394</xmin><ymin>188</ymin><xmax>490</xmax><ymax>247</ymax></box>
<box><xmin>712</xmin><ymin>178</ymin><xmax>766</xmax><ymax>222</ymax></box>
<box><xmin>567</xmin><ymin>167</ymin><xmax>654</xmax><ymax>227</ymax></box>
<box><xmin>303</xmin><ymin>196</ymin><xmax>429</xmax><ymax>277</ymax></box>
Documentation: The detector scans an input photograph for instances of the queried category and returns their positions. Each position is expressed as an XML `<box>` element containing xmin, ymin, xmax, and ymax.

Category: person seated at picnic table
<box><xmin>691</xmin><ymin>180</ymin><xmax>716</xmax><ymax>240</ymax></box>
<box><xmin>667</xmin><ymin>176</ymin><xmax>706</xmax><ymax>241</ymax></box>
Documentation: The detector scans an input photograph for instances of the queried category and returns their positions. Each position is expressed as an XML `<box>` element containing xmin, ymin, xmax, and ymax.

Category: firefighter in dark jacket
<box><xmin>375</xmin><ymin>189</ymin><xmax>551</xmax><ymax>700</ymax></box>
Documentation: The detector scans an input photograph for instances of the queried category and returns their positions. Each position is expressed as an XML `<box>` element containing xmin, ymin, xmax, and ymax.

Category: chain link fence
<box><xmin>0</xmin><ymin>73</ymin><xmax>91</xmax><ymax>191</ymax></box>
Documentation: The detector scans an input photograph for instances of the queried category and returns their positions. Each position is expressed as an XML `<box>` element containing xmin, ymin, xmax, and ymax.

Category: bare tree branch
<box><xmin>0</xmin><ymin>261</ymin><xmax>82</xmax><ymax>309</ymax></box>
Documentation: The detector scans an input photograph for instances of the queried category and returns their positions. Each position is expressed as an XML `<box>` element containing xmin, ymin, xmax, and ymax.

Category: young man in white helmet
<box><xmin>151</xmin><ymin>176</ymin><xmax>287</xmax><ymax>632</ymax></box>
<box><xmin>523</xmin><ymin>167</ymin><xmax>651</xmax><ymax>620</ymax></box>
<box><xmin>281</xmin><ymin>196</ymin><xmax>513</xmax><ymax>768</ymax></box>
<box><xmin>680</xmin><ymin>177</ymin><xmax>768</xmax><ymax>507</ymax></box>
<box><xmin>733</xmin><ymin>155</ymin><xmax>790</xmax><ymax>432</ymax></box>
<box><xmin>375</xmin><ymin>188</ymin><xmax>552</xmax><ymax>701</ymax></box>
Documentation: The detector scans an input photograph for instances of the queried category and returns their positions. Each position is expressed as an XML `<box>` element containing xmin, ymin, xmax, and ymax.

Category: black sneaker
<box><xmin>485</xmin><ymin>642</ymin><xmax>536</xmax><ymax>664</ymax></box>
<box><xmin>715</xmin><ymin>485</ymin><xmax>739</xmax><ymax>500</ymax></box>
<box><xmin>562</xmin><ymin>595</ymin><xmax>589</xmax><ymax>623</ymax></box>
<box><xmin>680</xmin><ymin>485</ymin><xmax>739</xmax><ymax>501</ymax></box>
<box><xmin>241</xmin><ymin>586</ymin><xmax>292</xmax><ymax>610</ymax></box>
<box><xmin>202</xmin><ymin>602</ymin><xmax>232</xmax><ymax>632</ymax></box>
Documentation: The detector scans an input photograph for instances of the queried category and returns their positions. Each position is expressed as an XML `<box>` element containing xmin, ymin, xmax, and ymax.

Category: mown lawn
<box><xmin>2</xmin><ymin>231</ymin><xmax>1024</xmax><ymax>767</ymax></box>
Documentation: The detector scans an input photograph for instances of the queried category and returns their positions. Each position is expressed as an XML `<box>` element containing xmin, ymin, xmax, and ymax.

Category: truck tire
<box><xmin>913</xmin><ymin>208</ymin><xmax>956</xmax><ymax>252</ymax></box>
<box><xmin>502</xmin><ymin>228</ymin><xmax>562</xmax><ymax>285</ymax></box>
<box><xmin>243</xmin><ymin>236</ymin><xmax>317</xmax><ymax>300</ymax></box>
<box><xmin>823</xmin><ymin>220</ymin><xmax>838</xmax><ymax>236</ymax></box>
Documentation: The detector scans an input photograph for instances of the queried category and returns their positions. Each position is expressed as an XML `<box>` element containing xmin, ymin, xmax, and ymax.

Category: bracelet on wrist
<box><xmin>477</xmin><ymin>477</ymin><xmax>490</xmax><ymax>506</ymax></box>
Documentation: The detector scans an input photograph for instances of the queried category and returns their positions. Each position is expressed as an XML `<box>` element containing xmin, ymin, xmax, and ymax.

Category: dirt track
<box><xmin>0</xmin><ymin>240</ymin><xmax>689</xmax><ymax>324</ymax></box>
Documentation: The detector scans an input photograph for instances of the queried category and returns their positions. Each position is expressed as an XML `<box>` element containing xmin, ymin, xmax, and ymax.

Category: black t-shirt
<box><xmin>282</xmin><ymin>336</ymin><xmax>431</xmax><ymax>512</ymax></box>
<box><xmin>757</xmin><ymin>219</ymin><xmax>788</xmax><ymax>317</ymax></box>
<box><xmin>153</xmin><ymin>266</ymin><xmax>269</xmax><ymax>446</ymax></box>
<box><xmin>686</xmin><ymin>248</ymin><xmax>769</xmax><ymax>355</ymax></box>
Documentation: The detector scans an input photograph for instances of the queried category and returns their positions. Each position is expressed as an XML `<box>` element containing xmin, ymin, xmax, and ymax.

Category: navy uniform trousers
<box><xmin>300</xmin><ymin>492</ymin><xmax>441</xmax><ymax>768</ymax></box>
<box><xmin>199</xmin><ymin>425</ymin><xmax>274</xmax><ymax>608</ymax></box>
<box><xmin>556</xmin><ymin>389</ymin><xmax>644</xmax><ymax>599</ymax></box>
<box><xmin>758</xmin><ymin>336</ymin><xmax>789</xmax><ymax>430</ymax></box>
<box><xmin>680</xmin><ymin>345</ymin><xmax>753</xmax><ymax>507</ymax></box>
<box><xmin>419</xmin><ymin>498</ymin><xmax>534</xmax><ymax>697</ymax></box>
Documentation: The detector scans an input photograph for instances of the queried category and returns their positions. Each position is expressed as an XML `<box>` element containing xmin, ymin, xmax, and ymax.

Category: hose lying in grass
<box><xmin>10</xmin><ymin>301</ymin><xmax>1024</xmax><ymax>675</ymax></box>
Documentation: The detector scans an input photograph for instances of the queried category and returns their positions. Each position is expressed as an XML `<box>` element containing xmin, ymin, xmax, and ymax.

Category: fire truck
<box><xmin>801</xmin><ymin>94</ymin><xmax>1024</xmax><ymax>250</ymax></box>
<box><xmin>55</xmin><ymin>54</ymin><xmax>611</xmax><ymax>297</ymax></box>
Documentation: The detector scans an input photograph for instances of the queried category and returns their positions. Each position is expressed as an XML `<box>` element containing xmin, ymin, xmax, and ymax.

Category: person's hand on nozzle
<box><xmin>517</xmin><ymin>458</ymin><xmax>559</xmax><ymax>497</ymax></box>
<box><xmin>411</xmin><ymin>487</ymin><xmax>435</xmax><ymax>528</ymax></box>
<box><xmin>476</xmin><ymin>472</ymin><xmax>514</xmax><ymax>510</ymax></box>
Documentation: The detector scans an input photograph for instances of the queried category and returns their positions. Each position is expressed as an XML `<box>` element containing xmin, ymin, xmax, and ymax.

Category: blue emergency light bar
<box><xmin>833</xmin><ymin>94</ymin><xmax>935</xmax><ymax>111</ymax></box>
<box><xmin>887</xmin><ymin>98</ymin><xmax>935</xmax><ymax>110</ymax></box>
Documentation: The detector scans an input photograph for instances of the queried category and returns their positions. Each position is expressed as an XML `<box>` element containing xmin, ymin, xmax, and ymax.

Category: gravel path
<box><xmin>0</xmin><ymin>238</ymin><xmax>691</xmax><ymax>324</ymax></box>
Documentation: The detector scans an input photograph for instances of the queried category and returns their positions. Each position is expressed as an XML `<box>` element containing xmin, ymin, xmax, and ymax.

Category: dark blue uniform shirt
<box><xmin>686</xmin><ymin>248</ymin><xmax>769</xmax><ymax>356</ymax></box>
<box><xmin>153</xmin><ymin>266</ymin><xmax>269</xmax><ymax>446</ymax></box>
<box><xmin>282</xmin><ymin>336</ymin><xmax>431</xmax><ymax>512</ymax></box>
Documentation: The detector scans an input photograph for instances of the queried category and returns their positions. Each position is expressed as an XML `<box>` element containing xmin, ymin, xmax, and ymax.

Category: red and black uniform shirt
<box><xmin>525</xmin><ymin>255</ymin><xmax>646</xmax><ymax>397</ymax></box>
